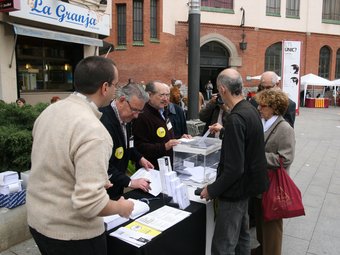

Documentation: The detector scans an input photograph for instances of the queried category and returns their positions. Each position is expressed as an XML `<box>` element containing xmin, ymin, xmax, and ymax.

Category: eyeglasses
<box><xmin>126</xmin><ymin>100</ymin><xmax>144</xmax><ymax>114</ymax></box>
<box><xmin>157</xmin><ymin>93</ymin><xmax>170</xmax><ymax>98</ymax></box>
<box><xmin>261</xmin><ymin>84</ymin><xmax>276</xmax><ymax>90</ymax></box>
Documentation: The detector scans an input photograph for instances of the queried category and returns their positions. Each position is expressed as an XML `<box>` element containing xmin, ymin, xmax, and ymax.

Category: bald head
<box><xmin>155</xmin><ymin>82</ymin><xmax>169</xmax><ymax>92</ymax></box>
<box><xmin>217</xmin><ymin>68</ymin><xmax>243</xmax><ymax>96</ymax></box>
<box><xmin>220</xmin><ymin>68</ymin><xmax>241</xmax><ymax>80</ymax></box>
<box><xmin>260</xmin><ymin>71</ymin><xmax>279</xmax><ymax>89</ymax></box>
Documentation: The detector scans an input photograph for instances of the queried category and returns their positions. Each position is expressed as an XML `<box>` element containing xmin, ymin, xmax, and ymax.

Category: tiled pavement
<box><xmin>282</xmin><ymin>107</ymin><xmax>340</xmax><ymax>255</ymax></box>
<box><xmin>1</xmin><ymin>106</ymin><xmax>340</xmax><ymax>255</ymax></box>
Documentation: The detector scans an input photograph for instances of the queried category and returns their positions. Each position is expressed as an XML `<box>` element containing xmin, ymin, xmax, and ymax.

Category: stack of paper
<box><xmin>0</xmin><ymin>171</ymin><xmax>19</xmax><ymax>185</ymax></box>
<box><xmin>102</xmin><ymin>198</ymin><xmax>150</xmax><ymax>231</ymax></box>
<box><xmin>103</xmin><ymin>214</ymin><xmax>129</xmax><ymax>231</ymax></box>
<box><xmin>157</xmin><ymin>156</ymin><xmax>172</xmax><ymax>195</ymax></box>
<box><xmin>0</xmin><ymin>171</ymin><xmax>22</xmax><ymax>195</ymax></box>
<box><xmin>0</xmin><ymin>171</ymin><xmax>25</xmax><ymax>208</ymax></box>
<box><xmin>130</xmin><ymin>168</ymin><xmax>162</xmax><ymax>197</ymax></box>
<box><xmin>135</xmin><ymin>205</ymin><xmax>191</xmax><ymax>232</ymax></box>
<box><xmin>110</xmin><ymin>221</ymin><xmax>161</xmax><ymax>248</ymax></box>
<box><xmin>128</xmin><ymin>198</ymin><xmax>150</xmax><ymax>219</ymax></box>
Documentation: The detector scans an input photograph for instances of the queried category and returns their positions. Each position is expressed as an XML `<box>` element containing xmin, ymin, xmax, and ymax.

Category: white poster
<box><xmin>10</xmin><ymin>0</ymin><xmax>111</xmax><ymax>36</ymax></box>
<box><xmin>281</xmin><ymin>41</ymin><xmax>301</xmax><ymax>111</ymax></box>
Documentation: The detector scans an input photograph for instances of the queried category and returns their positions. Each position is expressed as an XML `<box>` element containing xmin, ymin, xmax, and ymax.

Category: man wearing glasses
<box><xmin>100</xmin><ymin>83</ymin><xmax>154</xmax><ymax>199</ymax></box>
<box><xmin>132</xmin><ymin>81</ymin><xmax>180</xmax><ymax>169</ymax></box>
<box><xmin>27</xmin><ymin>56</ymin><xmax>134</xmax><ymax>255</ymax></box>
<box><xmin>250</xmin><ymin>71</ymin><xmax>296</xmax><ymax>128</ymax></box>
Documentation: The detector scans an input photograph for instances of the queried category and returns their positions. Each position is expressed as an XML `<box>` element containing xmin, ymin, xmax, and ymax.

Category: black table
<box><xmin>107</xmin><ymin>190</ymin><xmax>206</xmax><ymax>255</ymax></box>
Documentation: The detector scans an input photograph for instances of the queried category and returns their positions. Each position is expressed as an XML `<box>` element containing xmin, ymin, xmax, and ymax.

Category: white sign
<box><xmin>282</xmin><ymin>41</ymin><xmax>301</xmax><ymax>110</ymax></box>
<box><xmin>10</xmin><ymin>0</ymin><xmax>110</xmax><ymax>36</ymax></box>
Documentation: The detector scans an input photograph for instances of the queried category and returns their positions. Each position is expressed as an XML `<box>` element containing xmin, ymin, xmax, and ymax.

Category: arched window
<box><xmin>265</xmin><ymin>42</ymin><xmax>282</xmax><ymax>76</ymax></box>
<box><xmin>336</xmin><ymin>49</ymin><xmax>340</xmax><ymax>79</ymax></box>
<box><xmin>318</xmin><ymin>46</ymin><xmax>331</xmax><ymax>79</ymax></box>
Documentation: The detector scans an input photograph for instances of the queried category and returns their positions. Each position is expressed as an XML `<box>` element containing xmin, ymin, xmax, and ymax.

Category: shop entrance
<box><xmin>16</xmin><ymin>36</ymin><xmax>83</xmax><ymax>93</ymax></box>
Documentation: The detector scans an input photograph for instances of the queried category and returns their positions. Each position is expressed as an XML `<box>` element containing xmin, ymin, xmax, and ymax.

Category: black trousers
<box><xmin>29</xmin><ymin>227</ymin><xmax>107</xmax><ymax>255</ymax></box>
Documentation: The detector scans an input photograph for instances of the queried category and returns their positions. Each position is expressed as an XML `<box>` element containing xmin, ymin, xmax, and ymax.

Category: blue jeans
<box><xmin>211</xmin><ymin>198</ymin><xmax>250</xmax><ymax>255</ymax></box>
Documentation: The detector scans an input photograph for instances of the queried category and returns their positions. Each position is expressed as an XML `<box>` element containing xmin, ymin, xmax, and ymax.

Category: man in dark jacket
<box><xmin>250</xmin><ymin>71</ymin><xmax>296</xmax><ymax>128</ymax></box>
<box><xmin>132</xmin><ymin>81</ymin><xmax>180</xmax><ymax>169</ymax></box>
<box><xmin>100</xmin><ymin>83</ymin><xmax>154</xmax><ymax>199</ymax></box>
<box><xmin>200</xmin><ymin>68</ymin><xmax>269</xmax><ymax>255</ymax></box>
<box><xmin>165</xmin><ymin>102</ymin><xmax>190</xmax><ymax>139</ymax></box>
<box><xmin>199</xmin><ymin>94</ymin><xmax>229</xmax><ymax>138</ymax></box>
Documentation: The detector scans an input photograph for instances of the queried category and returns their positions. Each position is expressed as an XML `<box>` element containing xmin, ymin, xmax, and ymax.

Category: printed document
<box><xmin>136</xmin><ymin>205</ymin><xmax>191</xmax><ymax>231</ymax></box>
<box><xmin>130</xmin><ymin>168</ymin><xmax>162</xmax><ymax>196</ymax></box>
<box><xmin>110</xmin><ymin>221</ymin><xmax>161</xmax><ymax>248</ymax></box>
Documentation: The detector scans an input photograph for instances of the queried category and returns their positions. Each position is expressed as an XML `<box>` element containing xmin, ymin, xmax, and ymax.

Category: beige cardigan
<box><xmin>27</xmin><ymin>94</ymin><xmax>113</xmax><ymax>240</ymax></box>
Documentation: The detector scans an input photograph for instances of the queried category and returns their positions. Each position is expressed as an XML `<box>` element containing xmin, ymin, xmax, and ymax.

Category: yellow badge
<box><xmin>115</xmin><ymin>147</ymin><xmax>124</xmax><ymax>159</ymax></box>
<box><xmin>156</xmin><ymin>127</ymin><xmax>166</xmax><ymax>138</ymax></box>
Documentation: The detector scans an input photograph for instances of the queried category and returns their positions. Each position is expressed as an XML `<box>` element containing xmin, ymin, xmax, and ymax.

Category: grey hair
<box><xmin>217</xmin><ymin>72</ymin><xmax>243</xmax><ymax>96</ymax></box>
<box><xmin>116</xmin><ymin>83</ymin><xmax>149</xmax><ymax>102</ymax></box>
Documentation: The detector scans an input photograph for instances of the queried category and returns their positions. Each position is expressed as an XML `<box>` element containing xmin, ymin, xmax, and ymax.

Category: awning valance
<box><xmin>13</xmin><ymin>24</ymin><xmax>103</xmax><ymax>47</ymax></box>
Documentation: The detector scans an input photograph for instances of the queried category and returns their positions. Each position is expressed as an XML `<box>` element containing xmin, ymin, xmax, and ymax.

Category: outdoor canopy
<box><xmin>300</xmin><ymin>73</ymin><xmax>336</xmax><ymax>106</ymax></box>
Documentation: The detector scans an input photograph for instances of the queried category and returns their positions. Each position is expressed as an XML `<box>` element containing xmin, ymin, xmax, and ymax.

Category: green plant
<box><xmin>0</xmin><ymin>102</ymin><xmax>48</xmax><ymax>172</ymax></box>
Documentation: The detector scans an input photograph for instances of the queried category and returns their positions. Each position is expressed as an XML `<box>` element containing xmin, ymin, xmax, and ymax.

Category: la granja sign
<box><xmin>9</xmin><ymin>0</ymin><xmax>110</xmax><ymax>36</ymax></box>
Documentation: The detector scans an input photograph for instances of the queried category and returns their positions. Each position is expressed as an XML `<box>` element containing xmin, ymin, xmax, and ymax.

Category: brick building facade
<box><xmin>106</xmin><ymin>0</ymin><xmax>340</xmax><ymax>95</ymax></box>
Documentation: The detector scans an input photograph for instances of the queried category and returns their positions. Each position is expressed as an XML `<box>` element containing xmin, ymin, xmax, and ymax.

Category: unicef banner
<box><xmin>281</xmin><ymin>41</ymin><xmax>301</xmax><ymax>111</ymax></box>
<box><xmin>10</xmin><ymin>0</ymin><xmax>110</xmax><ymax>36</ymax></box>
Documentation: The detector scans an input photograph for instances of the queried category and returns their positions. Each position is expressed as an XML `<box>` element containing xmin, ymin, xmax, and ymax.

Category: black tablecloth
<box><xmin>107</xmin><ymin>190</ymin><xmax>206</xmax><ymax>255</ymax></box>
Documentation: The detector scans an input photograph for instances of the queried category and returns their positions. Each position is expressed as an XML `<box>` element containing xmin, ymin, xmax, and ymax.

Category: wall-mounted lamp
<box><xmin>239</xmin><ymin>7</ymin><xmax>247</xmax><ymax>51</ymax></box>
<box><xmin>239</xmin><ymin>33</ymin><xmax>247</xmax><ymax>51</ymax></box>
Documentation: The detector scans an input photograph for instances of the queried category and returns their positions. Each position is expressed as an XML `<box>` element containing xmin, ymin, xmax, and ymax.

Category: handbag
<box><xmin>262</xmin><ymin>158</ymin><xmax>305</xmax><ymax>221</ymax></box>
<box><xmin>261</xmin><ymin>119</ymin><xmax>305</xmax><ymax>221</ymax></box>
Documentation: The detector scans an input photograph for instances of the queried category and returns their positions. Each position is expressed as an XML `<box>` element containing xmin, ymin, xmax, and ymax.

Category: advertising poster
<box><xmin>281</xmin><ymin>41</ymin><xmax>301</xmax><ymax>112</ymax></box>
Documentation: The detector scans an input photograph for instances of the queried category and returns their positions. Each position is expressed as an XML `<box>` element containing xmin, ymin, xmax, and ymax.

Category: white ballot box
<box><xmin>173</xmin><ymin>136</ymin><xmax>221</xmax><ymax>186</ymax></box>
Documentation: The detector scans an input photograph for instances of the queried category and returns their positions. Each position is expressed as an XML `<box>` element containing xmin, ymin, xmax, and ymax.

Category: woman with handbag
<box><xmin>254</xmin><ymin>89</ymin><xmax>296</xmax><ymax>255</ymax></box>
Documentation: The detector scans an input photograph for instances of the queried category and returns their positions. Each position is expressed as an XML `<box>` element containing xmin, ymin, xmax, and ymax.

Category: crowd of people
<box><xmin>26</xmin><ymin>55</ymin><xmax>296</xmax><ymax>255</ymax></box>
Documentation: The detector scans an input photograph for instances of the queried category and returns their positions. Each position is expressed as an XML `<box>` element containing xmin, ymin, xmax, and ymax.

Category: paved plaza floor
<box><xmin>1</xmin><ymin>106</ymin><xmax>340</xmax><ymax>255</ymax></box>
<box><xmin>282</xmin><ymin>106</ymin><xmax>340</xmax><ymax>255</ymax></box>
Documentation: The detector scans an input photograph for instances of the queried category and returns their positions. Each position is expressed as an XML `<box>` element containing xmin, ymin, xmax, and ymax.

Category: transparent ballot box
<box><xmin>173</xmin><ymin>136</ymin><xmax>221</xmax><ymax>186</ymax></box>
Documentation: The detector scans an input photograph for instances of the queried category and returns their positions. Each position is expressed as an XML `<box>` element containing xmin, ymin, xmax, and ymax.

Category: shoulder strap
<box><xmin>264</xmin><ymin>119</ymin><xmax>285</xmax><ymax>145</ymax></box>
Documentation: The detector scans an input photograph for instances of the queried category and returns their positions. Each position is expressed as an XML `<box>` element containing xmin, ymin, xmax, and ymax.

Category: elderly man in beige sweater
<box><xmin>27</xmin><ymin>56</ymin><xmax>133</xmax><ymax>255</ymax></box>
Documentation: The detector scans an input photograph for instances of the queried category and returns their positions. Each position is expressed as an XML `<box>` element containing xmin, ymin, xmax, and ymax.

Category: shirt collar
<box><xmin>72</xmin><ymin>92</ymin><xmax>102</xmax><ymax>119</ymax></box>
<box><xmin>111</xmin><ymin>101</ymin><xmax>125</xmax><ymax>125</ymax></box>
<box><xmin>167</xmin><ymin>103</ymin><xmax>176</xmax><ymax>114</ymax></box>
<box><xmin>262</xmin><ymin>115</ymin><xmax>279</xmax><ymax>132</ymax></box>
